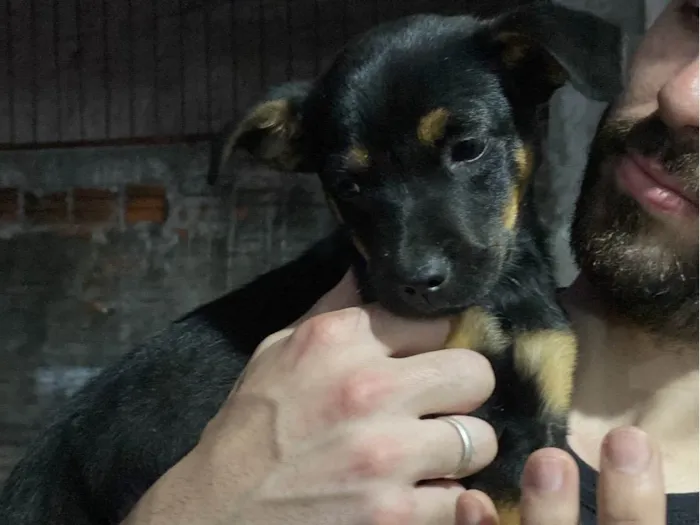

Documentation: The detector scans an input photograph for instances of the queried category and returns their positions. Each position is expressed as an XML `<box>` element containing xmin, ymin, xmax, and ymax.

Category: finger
<box><xmin>411</xmin><ymin>416</ymin><xmax>498</xmax><ymax>482</ymax></box>
<box><xmin>276</xmin><ymin>303</ymin><xmax>452</xmax><ymax>368</ymax></box>
<box><xmin>456</xmin><ymin>490</ymin><xmax>500</xmax><ymax>525</ymax></box>
<box><xmin>520</xmin><ymin>448</ymin><xmax>580</xmax><ymax>525</ymax></box>
<box><xmin>359</xmin><ymin>483</ymin><xmax>466</xmax><ymax>525</ymax></box>
<box><xmin>361</xmin><ymin>302</ymin><xmax>453</xmax><ymax>357</ymax></box>
<box><xmin>391</xmin><ymin>348</ymin><xmax>495</xmax><ymax>417</ymax></box>
<box><xmin>322</xmin><ymin>416</ymin><xmax>497</xmax><ymax>485</ymax></box>
<box><xmin>412</xmin><ymin>483</ymin><xmax>467</xmax><ymax>525</ymax></box>
<box><xmin>597</xmin><ymin>427</ymin><xmax>666</xmax><ymax>525</ymax></box>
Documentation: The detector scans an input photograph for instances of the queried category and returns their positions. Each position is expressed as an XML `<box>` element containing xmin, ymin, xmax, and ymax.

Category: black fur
<box><xmin>0</xmin><ymin>4</ymin><xmax>621</xmax><ymax>523</ymax></box>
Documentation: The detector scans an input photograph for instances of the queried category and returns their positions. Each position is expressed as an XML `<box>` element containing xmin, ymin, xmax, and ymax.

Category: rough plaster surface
<box><xmin>0</xmin><ymin>0</ymin><xmax>648</xmax><ymax>482</ymax></box>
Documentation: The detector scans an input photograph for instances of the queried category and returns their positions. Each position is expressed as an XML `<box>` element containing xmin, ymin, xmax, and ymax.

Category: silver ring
<box><xmin>438</xmin><ymin>415</ymin><xmax>474</xmax><ymax>479</ymax></box>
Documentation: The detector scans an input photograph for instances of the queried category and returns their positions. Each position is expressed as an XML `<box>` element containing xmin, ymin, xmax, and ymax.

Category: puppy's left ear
<box><xmin>207</xmin><ymin>80</ymin><xmax>316</xmax><ymax>185</ymax></box>
<box><xmin>487</xmin><ymin>3</ymin><xmax>623</xmax><ymax>104</ymax></box>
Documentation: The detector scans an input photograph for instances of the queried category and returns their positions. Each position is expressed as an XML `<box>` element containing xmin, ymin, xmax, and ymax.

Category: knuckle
<box><xmin>473</xmin><ymin>351</ymin><xmax>496</xmax><ymax>388</ymax></box>
<box><xmin>454</xmin><ymin>350</ymin><xmax>496</xmax><ymax>392</ymax></box>
<box><xmin>257</xmin><ymin>333</ymin><xmax>284</xmax><ymax>355</ymax></box>
<box><xmin>330</xmin><ymin>368</ymin><xmax>394</xmax><ymax>419</ymax></box>
<box><xmin>206</xmin><ymin>428</ymin><xmax>236</xmax><ymax>466</ymax></box>
<box><xmin>434</xmin><ymin>349</ymin><xmax>496</xmax><ymax>392</ymax></box>
<box><xmin>364</xmin><ymin>488</ymin><xmax>417</xmax><ymax>525</ymax></box>
<box><xmin>294</xmin><ymin>307</ymin><xmax>368</xmax><ymax>349</ymax></box>
<box><xmin>344</xmin><ymin>430</ymin><xmax>404</xmax><ymax>479</ymax></box>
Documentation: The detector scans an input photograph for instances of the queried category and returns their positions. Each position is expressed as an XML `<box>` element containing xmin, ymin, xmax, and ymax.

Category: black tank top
<box><xmin>566</xmin><ymin>444</ymin><xmax>699</xmax><ymax>524</ymax></box>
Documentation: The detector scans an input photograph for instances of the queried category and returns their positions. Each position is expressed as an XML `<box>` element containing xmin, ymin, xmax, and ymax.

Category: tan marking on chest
<box><xmin>346</xmin><ymin>146</ymin><xmax>371</xmax><ymax>171</ymax></box>
<box><xmin>445</xmin><ymin>306</ymin><xmax>509</xmax><ymax>356</ymax></box>
<box><xmin>513</xmin><ymin>329</ymin><xmax>578</xmax><ymax>416</ymax></box>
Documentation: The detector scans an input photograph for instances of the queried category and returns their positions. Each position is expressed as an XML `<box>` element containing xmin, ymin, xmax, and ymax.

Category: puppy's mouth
<box><xmin>363</xmin><ymin>272</ymin><xmax>482</xmax><ymax>319</ymax></box>
<box><xmin>384</xmin><ymin>296</ymin><xmax>475</xmax><ymax>319</ymax></box>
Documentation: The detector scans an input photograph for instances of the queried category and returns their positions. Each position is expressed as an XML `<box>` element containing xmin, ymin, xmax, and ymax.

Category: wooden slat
<box><xmin>154</xmin><ymin>0</ymin><xmax>186</xmax><ymax>135</ymax></box>
<box><xmin>79</xmin><ymin>0</ymin><xmax>108</xmax><ymax>140</ymax></box>
<box><xmin>34</xmin><ymin>0</ymin><xmax>60</xmax><ymax>143</ymax></box>
<box><xmin>132</xmin><ymin>0</ymin><xmax>158</xmax><ymax>137</ymax></box>
<box><xmin>0</xmin><ymin>0</ymin><xmax>11</xmax><ymax>143</ymax></box>
<box><xmin>288</xmin><ymin>0</ymin><xmax>315</xmax><ymax>81</ymax></box>
<box><xmin>182</xmin><ymin>2</ymin><xmax>209</xmax><ymax>134</ymax></box>
<box><xmin>205</xmin><ymin>1</ymin><xmax>234</xmax><ymax>132</ymax></box>
<box><xmin>0</xmin><ymin>0</ymin><xmax>471</xmax><ymax>148</ymax></box>
<box><xmin>10</xmin><ymin>0</ymin><xmax>34</xmax><ymax>143</ymax></box>
<box><xmin>105</xmin><ymin>0</ymin><xmax>132</xmax><ymax>138</ymax></box>
<box><xmin>56</xmin><ymin>0</ymin><xmax>82</xmax><ymax>142</ymax></box>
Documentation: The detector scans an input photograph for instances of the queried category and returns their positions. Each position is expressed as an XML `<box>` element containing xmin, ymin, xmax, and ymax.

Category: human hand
<box><xmin>122</xmin><ymin>270</ymin><xmax>499</xmax><ymax>525</ymax></box>
<box><xmin>455</xmin><ymin>426</ymin><xmax>666</xmax><ymax>524</ymax></box>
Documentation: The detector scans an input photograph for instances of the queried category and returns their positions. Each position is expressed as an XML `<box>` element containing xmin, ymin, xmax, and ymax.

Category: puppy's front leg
<box><xmin>444</xmin><ymin>306</ymin><xmax>578</xmax><ymax>525</ymax></box>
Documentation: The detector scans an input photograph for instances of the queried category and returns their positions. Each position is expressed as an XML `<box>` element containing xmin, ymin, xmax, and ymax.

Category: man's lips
<box><xmin>615</xmin><ymin>153</ymin><xmax>698</xmax><ymax>219</ymax></box>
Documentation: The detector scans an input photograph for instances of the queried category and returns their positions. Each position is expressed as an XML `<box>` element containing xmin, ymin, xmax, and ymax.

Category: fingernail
<box><xmin>462</xmin><ymin>494</ymin><xmax>485</xmax><ymax>525</ymax></box>
<box><xmin>522</xmin><ymin>455</ymin><xmax>564</xmax><ymax>493</ymax></box>
<box><xmin>603</xmin><ymin>427</ymin><xmax>651</xmax><ymax>474</ymax></box>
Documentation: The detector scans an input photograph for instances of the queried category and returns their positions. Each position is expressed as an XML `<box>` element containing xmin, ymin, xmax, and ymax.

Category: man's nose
<box><xmin>658</xmin><ymin>58</ymin><xmax>699</xmax><ymax>131</ymax></box>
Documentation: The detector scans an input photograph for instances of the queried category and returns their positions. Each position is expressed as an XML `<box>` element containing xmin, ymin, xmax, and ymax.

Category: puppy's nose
<box><xmin>399</xmin><ymin>257</ymin><xmax>451</xmax><ymax>298</ymax></box>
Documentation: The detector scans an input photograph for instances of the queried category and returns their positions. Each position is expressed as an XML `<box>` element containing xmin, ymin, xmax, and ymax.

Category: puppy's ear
<box><xmin>487</xmin><ymin>3</ymin><xmax>623</xmax><ymax>104</ymax></box>
<box><xmin>207</xmin><ymin>80</ymin><xmax>315</xmax><ymax>185</ymax></box>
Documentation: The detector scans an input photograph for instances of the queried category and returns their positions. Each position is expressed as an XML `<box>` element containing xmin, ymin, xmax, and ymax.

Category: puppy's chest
<box><xmin>446</xmin><ymin>304</ymin><xmax>511</xmax><ymax>357</ymax></box>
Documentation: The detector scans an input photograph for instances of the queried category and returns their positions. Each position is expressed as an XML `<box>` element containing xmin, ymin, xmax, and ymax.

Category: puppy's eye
<box><xmin>336</xmin><ymin>179</ymin><xmax>361</xmax><ymax>199</ymax></box>
<box><xmin>451</xmin><ymin>138</ymin><xmax>488</xmax><ymax>163</ymax></box>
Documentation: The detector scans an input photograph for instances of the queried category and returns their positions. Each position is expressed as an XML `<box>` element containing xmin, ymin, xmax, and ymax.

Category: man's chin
<box><xmin>571</xmin><ymin>153</ymin><xmax>699</xmax><ymax>339</ymax></box>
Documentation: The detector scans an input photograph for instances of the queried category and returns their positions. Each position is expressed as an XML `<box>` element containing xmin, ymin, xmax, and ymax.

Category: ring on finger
<box><xmin>437</xmin><ymin>415</ymin><xmax>474</xmax><ymax>479</ymax></box>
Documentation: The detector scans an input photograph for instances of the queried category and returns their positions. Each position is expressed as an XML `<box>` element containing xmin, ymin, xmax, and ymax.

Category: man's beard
<box><xmin>570</xmin><ymin>110</ymin><xmax>699</xmax><ymax>340</ymax></box>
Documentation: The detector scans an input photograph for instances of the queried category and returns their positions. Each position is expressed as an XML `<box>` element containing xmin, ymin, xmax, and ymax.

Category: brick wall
<box><xmin>0</xmin><ymin>143</ymin><xmax>337</xmax><ymax>482</ymax></box>
<box><xmin>1</xmin><ymin>184</ymin><xmax>166</xmax><ymax>227</ymax></box>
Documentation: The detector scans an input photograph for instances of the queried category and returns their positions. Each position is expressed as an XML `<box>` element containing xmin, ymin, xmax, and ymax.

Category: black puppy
<box><xmin>0</xmin><ymin>4</ymin><xmax>620</xmax><ymax>525</ymax></box>
<box><xmin>208</xmin><ymin>3</ymin><xmax>621</xmax><ymax>522</ymax></box>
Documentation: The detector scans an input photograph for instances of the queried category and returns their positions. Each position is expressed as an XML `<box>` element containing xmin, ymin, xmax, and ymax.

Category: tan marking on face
<box><xmin>513</xmin><ymin>329</ymin><xmax>578</xmax><ymax>417</ymax></box>
<box><xmin>496</xmin><ymin>31</ymin><xmax>532</xmax><ymax>67</ymax></box>
<box><xmin>346</xmin><ymin>146</ymin><xmax>371</xmax><ymax>171</ymax></box>
<box><xmin>502</xmin><ymin>189</ymin><xmax>520</xmax><ymax>231</ymax></box>
<box><xmin>325</xmin><ymin>192</ymin><xmax>369</xmax><ymax>260</ymax></box>
<box><xmin>445</xmin><ymin>306</ymin><xmax>509</xmax><ymax>356</ymax></box>
<box><xmin>503</xmin><ymin>144</ymin><xmax>536</xmax><ymax>230</ymax></box>
<box><xmin>515</xmin><ymin>145</ymin><xmax>535</xmax><ymax>180</ymax></box>
<box><xmin>417</xmin><ymin>108</ymin><xmax>451</xmax><ymax>146</ymax></box>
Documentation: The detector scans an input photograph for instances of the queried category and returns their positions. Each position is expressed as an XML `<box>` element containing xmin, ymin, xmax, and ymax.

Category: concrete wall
<box><xmin>0</xmin><ymin>0</ymin><xmax>649</xmax><ymax>483</ymax></box>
